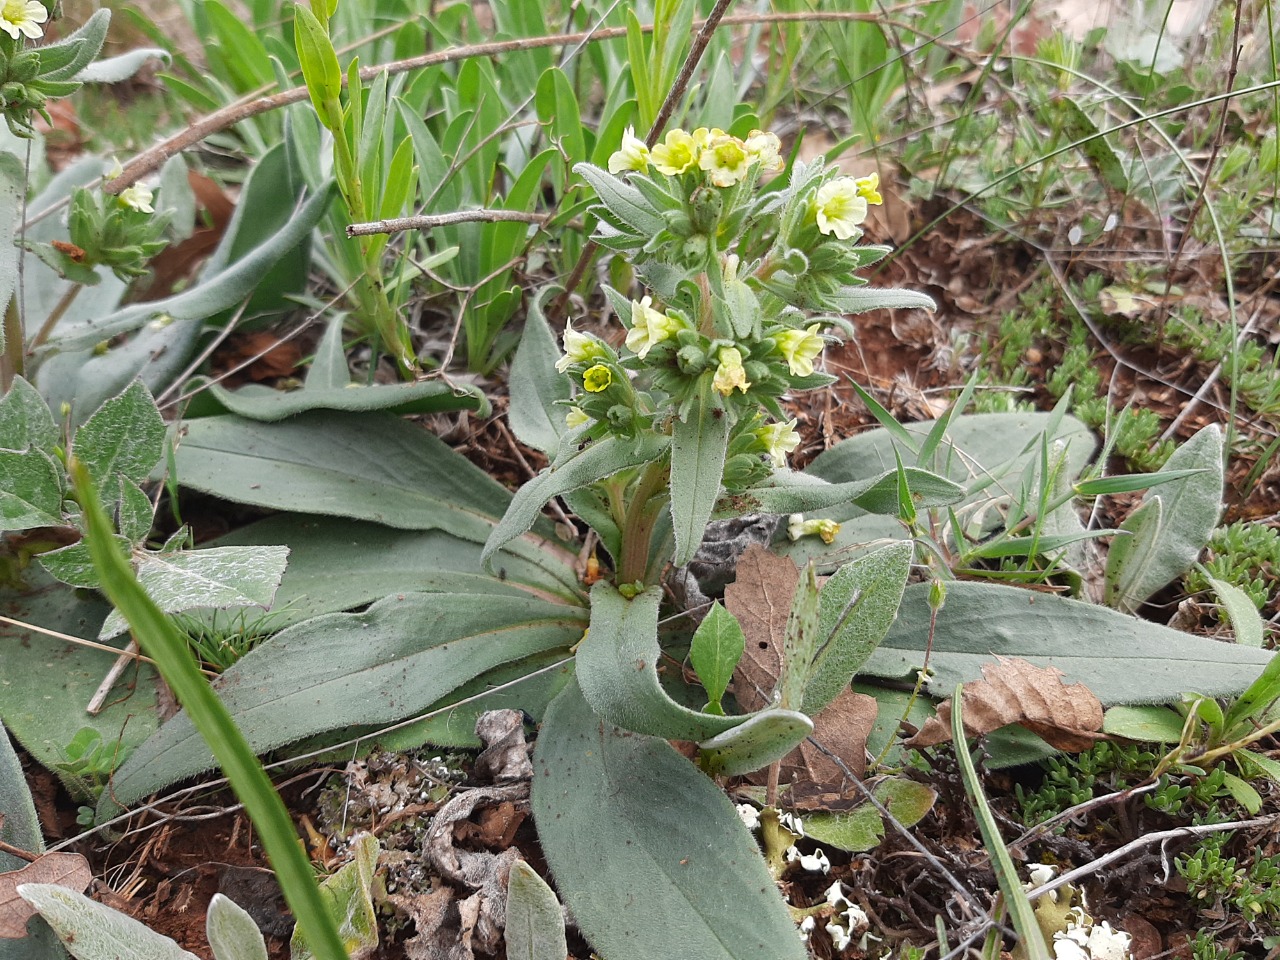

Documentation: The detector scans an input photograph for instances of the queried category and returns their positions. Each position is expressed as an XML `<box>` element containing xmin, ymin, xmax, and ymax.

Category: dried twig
<box><xmin>346</xmin><ymin>209</ymin><xmax>548</xmax><ymax>238</ymax></box>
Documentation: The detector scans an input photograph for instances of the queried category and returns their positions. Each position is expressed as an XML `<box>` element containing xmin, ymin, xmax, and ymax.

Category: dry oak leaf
<box><xmin>723</xmin><ymin>542</ymin><xmax>799</xmax><ymax>715</ymax></box>
<box><xmin>0</xmin><ymin>852</ymin><xmax>92</xmax><ymax>939</ymax></box>
<box><xmin>906</xmin><ymin>656</ymin><xmax>1104</xmax><ymax>752</ymax></box>
<box><xmin>781</xmin><ymin>687</ymin><xmax>878</xmax><ymax>787</ymax></box>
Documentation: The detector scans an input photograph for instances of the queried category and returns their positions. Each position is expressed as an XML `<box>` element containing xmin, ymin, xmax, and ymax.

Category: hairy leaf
<box><xmin>532</xmin><ymin>679</ymin><xmax>808</xmax><ymax>960</ymax></box>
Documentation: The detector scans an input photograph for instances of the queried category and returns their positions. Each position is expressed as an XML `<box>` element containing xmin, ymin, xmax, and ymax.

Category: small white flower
<box><xmin>119</xmin><ymin>184</ymin><xmax>154</xmax><ymax>215</ymax></box>
<box><xmin>757</xmin><ymin>418</ymin><xmax>800</xmax><ymax>466</ymax></box>
<box><xmin>564</xmin><ymin>406</ymin><xmax>591</xmax><ymax>429</ymax></box>
<box><xmin>826</xmin><ymin>920</ymin><xmax>852</xmax><ymax>952</ymax></box>
<box><xmin>736</xmin><ymin>804</ymin><xmax>760</xmax><ymax>831</ymax></box>
<box><xmin>0</xmin><ymin>0</ymin><xmax>47</xmax><ymax>40</ymax></box>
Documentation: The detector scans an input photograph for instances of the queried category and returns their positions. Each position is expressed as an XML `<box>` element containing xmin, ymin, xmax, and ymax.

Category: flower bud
<box><xmin>689</xmin><ymin>184</ymin><xmax>723</xmax><ymax>234</ymax></box>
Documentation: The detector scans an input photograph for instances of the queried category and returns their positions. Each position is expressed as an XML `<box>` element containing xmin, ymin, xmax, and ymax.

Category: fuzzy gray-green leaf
<box><xmin>100</xmin><ymin>592</ymin><xmax>584</xmax><ymax>815</ymax></box>
<box><xmin>803</xmin><ymin>541</ymin><xmax>912</xmax><ymax>715</ymax></box>
<box><xmin>576</xmin><ymin>583</ymin><xmax>739</xmax><ymax>741</ymax></box>
<box><xmin>866</xmin><ymin>581</ymin><xmax>1273</xmax><ymax>705</ymax></box>
<box><xmin>505</xmin><ymin>861</ymin><xmax>568</xmax><ymax>960</ymax></box>
<box><xmin>670</xmin><ymin>390</ymin><xmax>729</xmax><ymax>566</ymax></box>
<box><xmin>508</xmin><ymin>295</ymin><xmax>571</xmax><ymax>456</ymax></box>
<box><xmin>532</xmin><ymin>679</ymin><xmax>808</xmax><ymax>960</ymax></box>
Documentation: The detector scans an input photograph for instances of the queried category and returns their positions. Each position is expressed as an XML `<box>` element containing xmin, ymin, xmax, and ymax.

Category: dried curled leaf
<box><xmin>907</xmin><ymin>656</ymin><xmax>1104</xmax><ymax>751</ymax></box>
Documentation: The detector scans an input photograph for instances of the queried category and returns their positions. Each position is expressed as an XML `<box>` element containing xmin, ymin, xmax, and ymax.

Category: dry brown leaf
<box><xmin>906</xmin><ymin>656</ymin><xmax>1104</xmax><ymax>751</ymax></box>
<box><xmin>723</xmin><ymin>543</ymin><xmax>798</xmax><ymax>714</ymax></box>
<box><xmin>781</xmin><ymin>688</ymin><xmax>878</xmax><ymax>787</ymax></box>
<box><xmin>724</xmin><ymin>546</ymin><xmax>878</xmax><ymax>798</ymax></box>
<box><xmin>0</xmin><ymin>852</ymin><xmax>92</xmax><ymax>939</ymax></box>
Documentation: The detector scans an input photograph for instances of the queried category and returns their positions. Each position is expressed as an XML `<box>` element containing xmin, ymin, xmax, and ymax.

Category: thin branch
<box><xmin>1023</xmin><ymin>814</ymin><xmax>1280</xmax><ymax>903</ymax></box>
<box><xmin>0</xmin><ymin>613</ymin><xmax>216</xmax><ymax>678</ymax></box>
<box><xmin>347</xmin><ymin>209</ymin><xmax>548</xmax><ymax>238</ymax></box>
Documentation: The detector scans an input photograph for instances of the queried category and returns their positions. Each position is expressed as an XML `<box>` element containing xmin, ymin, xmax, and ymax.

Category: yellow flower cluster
<box><xmin>609</xmin><ymin>126</ymin><xmax>783</xmax><ymax>187</ymax></box>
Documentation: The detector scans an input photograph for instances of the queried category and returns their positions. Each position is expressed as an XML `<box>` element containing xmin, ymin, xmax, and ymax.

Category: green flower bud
<box><xmin>676</xmin><ymin>344</ymin><xmax>707</xmax><ymax>375</ymax></box>
<box><xmin>689</xmin><ymin>184</ymin><xmax>723</xmax><ymax>234</ymax></box>
<box><xmin>10</xmin><ymin>52</ymin><xmax>38</xmax><ymax>82</ymax></box>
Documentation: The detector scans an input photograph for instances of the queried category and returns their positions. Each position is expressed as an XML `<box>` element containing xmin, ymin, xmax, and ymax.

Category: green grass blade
<box><xmin>951</xmin><ymin>686</ymin><xmax>1049</xmax><ymax>960</ymax></box>
<box><xmin>69</xmin><ymin>459</ymin><xmax>350</xmax><ymax>960</ymax></box>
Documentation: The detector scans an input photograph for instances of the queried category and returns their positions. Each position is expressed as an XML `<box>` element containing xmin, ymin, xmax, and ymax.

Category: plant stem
<box><xmin>29</xmin><ymin>282</ymin><xmax>81</xmax><ymax>350</ymax></box>
<box><xmin>618</xmin><ymin>458</ymin><xmax>669</xmax><ymax>585</ymax></box>
<box><xmin>0</xmin><ymin>296</ymin><xmax>23</xmax><ymax>391</ymax></box>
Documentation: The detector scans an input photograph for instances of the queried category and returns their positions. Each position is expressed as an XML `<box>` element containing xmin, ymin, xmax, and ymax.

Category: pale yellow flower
<box><xmin>0</xmin><ymin>0</ymin><xmax>46</xmax><ymax>39</ymax></box>
<box><xmin>650</xmin><ymin>129</ymin><xmax>700</xmax><ymax>175</ymax></box>
<box><xmin>583</xmin><ymin>364</ymin><xmax>613</xmax><ymax>393</ymax></box>
<box><xmin>773</xmin><ymin>324</ymin><xmax>824</xmax><ymax>377</ymax></box>
<box><xmin>744</xmin><ymin>130</ymin><xmax>783</xmax><ymax>172</ymax></box>
<box><xmin>555</xmin><ymin>318</ymin><xmax>601</xmax><ymax>372</ymax></box>
<box><xmin>813</xmin><ymin>177</ymin><xmax>868</xmax><ymax>240</ymax></box>
<box><xmin>757</xmin><ymin>419</ymin><xmax>800</xmax><ymax>465</ymax></box>
<box><xmin>788</xmin><ymin>514</ymin><xmax>841</xmax><ymax>544</ymax></box>
<box><xmin>712</xmin><ymin>346</ymin><xmax>750</xmax><ymax>395</ymax></box>
<box><xmin>854</xmin><ymin>171</ymin><xmax>883</xmax><ymax>205</ymax></box>
<box><xmin>607</xmin><ymin>126</ymin><xmax>650</xmax><ymax>174</ymax></box>
<box><xmin>119</xmin><ymin>184</ymin><xmax>154</xmax><ymax>215</ymax></box>
<box><xmin>699</xmin><ymin>132</ymin><xmax>752</xmax><ymax>187</ymax></box>
<box><xmin>565</xmin><ymin>406</ymin><xmax>591</xmax><ymax>429</ymax></box>
<box><xmin>625</xmin><ymin>296</ymin><xmax>684</xmax><ymax>358</ymax></box>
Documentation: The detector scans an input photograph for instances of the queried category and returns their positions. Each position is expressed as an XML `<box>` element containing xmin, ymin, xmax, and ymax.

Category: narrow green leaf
<box><xmin>483</xmin><ymin>433</ymin><xmax>669</xmax><ymax>569</ymax></box>
<box><xmin>293</xmin><ymin>4</ymin><xmax>342</xmax><ymax>125</ymax></box>
<box><xmin>68</xmin><ymin>460</ymin><xmax>349</xmax><ymax>960</ymax></box>
<box><xmin>0</xmin><ymin>153</ymin><xmax>21</xmax><ymax>353</ymax></box>
<box><xmin>573</xmin><ymin>162</ymin><xmax>667</xmax><ymax>237</ymax></box>
<box><xmin>1054</xmin><ymin>97</ymin><xmax>1129</xmax><ymax>191</ymax></box>
<box><xmin>505</xmin><ymin>861</ymin><xmax>568</xmax><ymax>960</ymax></box>
<box><xmin>101</xmin><ymin>592</ymin><xmax>584</xmax><ymax>813</ymax></box>
<box><xmin>508</xmin><ymin>291</ymin><xmax>571</xmax><ymax>456</ymax></box>
<box><xmin>723</xmin><ymin>466</ymin><xmax>963</xmax><ymax>517</ymax></box>
<box><xmin>688</xmin><ymin>602</ymin><xmax>745</xmax><ymax>713</ymax></box>
<box><xmin>670</xmin><ymin>388</ymin><xmax>730</xmax><ymax>566</ymax></box>
<box><xmin>1207</xmin><ymin>576</ymin><xmax>1265</xmax><ymax>648</ymax></box>
<box><xmin>0</xmin><ymin>720</ymin><xmax>42</xmax><ymax>870</ymax></box>
<box><xmin>952</xmin><ymin>690</ymin><xmax>1050</xmax><ymax>960</ymax></box>
<box><xmin>1223</xmin><ymin>648</ymin><xmax>1280</xmax><ymax>733</ymax></box>
<box><xmin>531</xmin><ymin>678</ymin><xmax>808</xmax><ymax>960</ymax></box>
<box><xmin>1073</xmin><ymin>469</ymin><xmax>1205</xmax><ymax>497</ymax></box>
<box><xmin>36</xmin><ymin>9</ymin><xmax>109</xmax><ymax>80</ymax></box>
